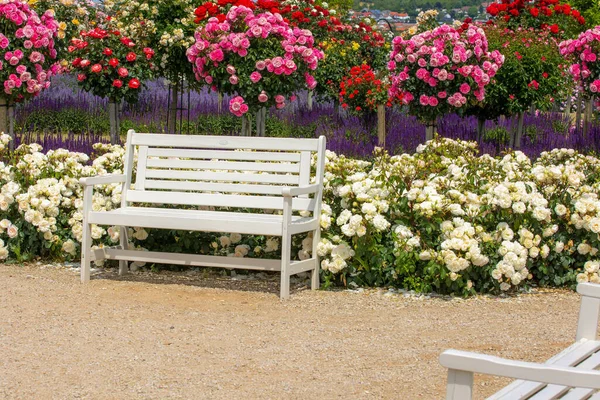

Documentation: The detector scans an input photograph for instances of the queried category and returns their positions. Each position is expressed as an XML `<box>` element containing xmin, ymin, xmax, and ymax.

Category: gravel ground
<box><xmin>0</xmin><ymin>263</ymin><xmax>583</xmax><ymax>399</ymax></box>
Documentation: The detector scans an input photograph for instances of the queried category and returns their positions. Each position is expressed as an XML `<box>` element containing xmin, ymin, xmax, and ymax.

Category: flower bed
<box><xmin>1</xmin><ymin>134</ymin><xmax>599</xmax><ymax>295</ymax></box>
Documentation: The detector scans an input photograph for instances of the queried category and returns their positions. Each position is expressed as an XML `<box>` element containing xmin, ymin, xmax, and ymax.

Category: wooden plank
<box><xmin>577</xmin><ymin>296</ymin><xmax>600</xmax><ymax>340</ymax></box>
<box><xmin>135</xmin><ymin>146</ymin><xmax>148</xmax><ymax>190</ymax></box>
<box><xmin>561</xmin><ymin>387</ymin><xmax>599</xmax><ymax>400</ymax></box>
<box><xmin>144</xmin><ymin>180</ymin><xmax>291</xmax><ymax>195</ymax></box>
<box><xmin>528</xmin><ymin>351</ymin><xmax>600</xmax><ymax>399</ymax></box>
<box><xmin>88</xmin><ymin>207</ymin><xmax>316</xmax><ymax>236</ymax></box>
<box><xmin>488</xmin><ymin>340</ymin><xmax>600</xmax><ymax>400</ymax></box>
<box><xmin>121</xmin><ymin>130</ymin><xmax>136</xmax><ymax>208</ymax></box>
<box><xmin>289</xmin><ymin>259</ymin><xmax>317</xmax><ymax>276</ymax></box>
<box><xmin>446</xmin><ymin>369</ymin><xmax>474</xmax><ymax>400</ymax></box>
<box><xmin>146</xmin><ymin>148</ymin><xmax>302</xmax><ymax>162</ymax></box>
<box><xmin>125</xmin><ymin>190</ymin><xmax>316</xmax><ymax>211</ymax></box>
<box><xmin>144</xmin><ymin>169</ymin><xmax>300</xmax><ymax>185</ymax></box>
<box><xmin>96</xmin><ymin>248</ymin><xmax>282</xmax><ymax>271</ymax></box>
<box><xmin>579</xmin><ymin>283</ymin><xmax>600</xmax><ymax>300</ymax></box>
<box><xmin>298</xmin><ymin>151</ymin><xmax>311</xmax><ymax>198</ymax></box>
<box><xmin>440</xmin><ymin>350</ymin><xmax>600</xmax><ymax>391</ymax></box>
<box><xmin>145</xmin><ymin>158</ymin><xmax>300</xmax><ymax>173</ymax></box>
<box><xmin>131</xmin><ymin>133</ymin><xmax>320</xmax><ymax>151</ymax></box>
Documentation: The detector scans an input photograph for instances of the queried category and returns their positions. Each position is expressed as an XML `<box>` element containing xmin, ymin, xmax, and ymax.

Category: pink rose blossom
<box><xmin>250</xmin><ymin>71</ymin><xmax>261</xmax><ymax>83</ymax></box>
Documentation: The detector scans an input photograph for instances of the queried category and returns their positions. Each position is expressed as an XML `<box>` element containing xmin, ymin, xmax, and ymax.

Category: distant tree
<box><xmin>467</xmin><ymin>5</ymin><xmax>477</xmax><ymax>16</ymax></box>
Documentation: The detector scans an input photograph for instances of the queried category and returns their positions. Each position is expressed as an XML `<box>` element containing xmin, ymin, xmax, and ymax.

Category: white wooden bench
<box><xmin>440</xmin><ymin>283</ymin><xmax>600</xmax><ymax>399</ymax></box>
<box><xmin>79</xmin><ymin>130</ymin><xmax>327</xmax><ymax>299</ymax></box>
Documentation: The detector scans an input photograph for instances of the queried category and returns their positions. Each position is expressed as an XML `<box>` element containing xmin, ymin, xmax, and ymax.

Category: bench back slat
<box><xmin>143</xmin><ymin>169</ymin><xmax>300</xmax><ymax>185</ymax></box>
<box><xmin>131</xmin><ymin>133</ymin><xmax>320</xmax><ymax>151</ymax></box>
<box><xmin>124</xmin><ymin>131</ymin><xmax>325</xmax><ymax>213</ymax></box>
<box><xmin>146</xmin><ymin>148</ymin><xmax>302</xmax><ymax>162</ymax></box>
<box><xmin>144</xmin><ymin>180</ymin><xmax>293</xmax><ymax>196</ymax></box>
<box><xmin>126</xmin><ymin>190</ymin><xmax>316</xmax><ymax>211</ymax></box>
<box><xmin>145</xmin><ymin>158</ymin><xmax>301</xmax><ymax>174</ymax></box>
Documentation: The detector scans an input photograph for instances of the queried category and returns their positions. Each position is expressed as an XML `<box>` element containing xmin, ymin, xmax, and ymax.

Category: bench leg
<box><xmin>81</xmin><ymin>221</ymin><xmax>91</xmax><ymax>283</ymax></box>
<box><xmin>311</xmin><ymin>229</ymin><xmax>320</xmax><ymax>291</ymax></box>
<box><xmin>280</xmin><ymin>233</ymin><xmax>291</xmax><ymax>300</ymax></box>
<box><xmin>119</xmin><ymin>226</ymin><xmax>129</xmax><ymax>275</ymax></box>
<box><xmin>446</xmin><ymin>369</ymin><xmax>473</xmax><ymax>400</ymax></box>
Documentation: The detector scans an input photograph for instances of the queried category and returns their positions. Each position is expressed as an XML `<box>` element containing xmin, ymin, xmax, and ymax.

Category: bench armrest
<box><xmin>577</xmin><ymin>283</ymin><xmax>600</xmax><ymax>299</ymax></box>
<box><xmin>282</xmin><ymin>184</ymin><xmax>320</xmax><ymax>198</ymax></box>
<box><xmin>79</xmin><ymin>174</ymin><xmax>126</xmax><ymax>187</ymax></box>
<box><xmin>440</xmin><ymin>349</ymin><xmax>600</xmax><ymax>389</ymax></box>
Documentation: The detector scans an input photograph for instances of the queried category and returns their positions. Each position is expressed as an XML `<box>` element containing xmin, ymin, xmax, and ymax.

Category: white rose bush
<box><xmin>2</xmin><ymin>132</ymin><xmax>600</xmax><ymax>295</ymax></box>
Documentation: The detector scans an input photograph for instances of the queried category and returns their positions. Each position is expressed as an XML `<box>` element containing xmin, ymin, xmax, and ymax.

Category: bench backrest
<box><xmin>121</xmin><ymin>130</ymin><xmax>327</xmax><ymax>214</ymax></box>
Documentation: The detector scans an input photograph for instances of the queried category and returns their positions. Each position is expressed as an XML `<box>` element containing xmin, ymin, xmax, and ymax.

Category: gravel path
<box><xmin>0</xmin><ymin>263</ymin><xmax>582</xmax><ymax>399</ymax></box>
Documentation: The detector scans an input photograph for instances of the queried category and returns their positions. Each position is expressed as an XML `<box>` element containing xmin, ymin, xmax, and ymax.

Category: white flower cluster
<box><xmin>439</xmin><ymin>218</ymin><xmax>488</xmax><ymax>280</ymax></box>
<box><xmin>393</xmin><ymin>224</ymin><xmax>420</xmax><ymax>254</ymax></box>
<box><xmin>577</xmin><ymin>261</ymin><xmax>600</xmax><ymax>284</ymax></box>
<box><xmin>317</xmin><ymin>237</ymin><xmax>354</xmax><ymax>274</ymax></box>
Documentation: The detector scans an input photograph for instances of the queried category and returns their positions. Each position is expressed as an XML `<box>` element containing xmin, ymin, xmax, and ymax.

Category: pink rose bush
<box><xmin>559</xmin><ymin>27</ymin><xmax>600</xmax><ymax>98</ymax></box>
<box><xmin>388</xmin><ymin>24</ymin><xmax>504</xmax><ymax>124</ymax></box>
<box><xmin>0</xmin><ymin>0</ymin><xmax>59</xmax><ymax>103</ymax></box>
<box><xmin>186</xmin><ymin>5</ymin><xmax>323</xmax><ymax>116</ymax></box>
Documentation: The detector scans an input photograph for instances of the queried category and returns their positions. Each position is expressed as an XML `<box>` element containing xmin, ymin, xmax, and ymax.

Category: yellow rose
<box><xmin>58</xmin><ymin>30</ymin><xmax>65</xmax><ymax>39</ymax></box>
<box><xmin>351</xmin><ymin>42</ymin><xmax>360</xmax><ymax>51</ymax></box>
<box><xmin>58</xmin><ymin>22</ymin><xmax>67</xmax><ymax>30</ymax></box>
<box><xmin>28</xmin><ymin>0</ymin><xmax>38</xmax><ymax>5</ymax></box>
<box><xmin>72</xmin><ymin>18</ymin><xmax>80</xmax><ymax>25</ymax></box>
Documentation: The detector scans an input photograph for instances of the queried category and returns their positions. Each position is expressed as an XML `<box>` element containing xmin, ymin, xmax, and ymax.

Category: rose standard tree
<box><xmin>560</xmin><ymin>27</ymin><xmax>600</xmax><ymax>135</ymax></box>
<box><xmin>388</xmin><ymin>24</ymin><xmax>504</xmax><ymax>141</ymax></box>
<box><xmin>466</xmin><ymin>24</ymin><xmax>567</xmax><ymax>148</ymax></box>
<box><xmin>68</xmin><ymin>27</ymin><xmax>155</xmax><ymax>143</ymax></box>
<box><xmin>186</xmin><ymin>6</ymin><xmax>323</xmax><ymax>136</ymax></box>
<box><xmin>105</xmin><ymin>0</ymin><xmax>199</xmax><ymax>134</ymax></box>
<box><xmin>0</xmin><ymin>0</ymin><xmax>60</xmax><ymax>146</ymax></box>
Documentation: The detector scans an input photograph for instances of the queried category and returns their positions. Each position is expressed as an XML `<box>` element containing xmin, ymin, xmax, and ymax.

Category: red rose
<box><xmin>143</xmin><ymin>47</ymin><xmax>155</xmax><ymax>59</ymax></box>
<box><xmin>68</xmin><ymin>45</ymin><xmax>76</xmax><ymax>53</ymax></box>
<box><xmin>509</xmin><ymin>8</ymin><xmax>519</xmax><ymax>16</ymax></box>
<box><xmin>109</xmin><ymin>58</ymin><xmax>119</xmax><ymax>67</ymax></box>
<box><xmin>529</xmin><ymin>7</ymin><xmax>539</xmax><ymax>17</ymax></box>
<box><xmin>128</xmin><ymin>78</ymin><xmax>140</xmax><ymax>89</ymax></box>
<box><xmin>77</xmin><ymin>73</ymin><xmax>86</xmax><ymax>81</ymax></box>
<box><xmin>118</xmin><ymin>67</ymin><xmax>129</xmax><ymax>77</ymax></box>
<box><xmin>72</xmin><ymin>57</ymin><xmax>82</xmax><ymax>67</ymax></box>
<box><xmin>542</xmin><ymin>72</ymin><xmax>548</xmax><ymax>78</ymax></box>
<box><xmin>126</xmin><ymin>52</ymin><xmax>137</xmax><ymax>62</ymax></box>
<box><xmin>80</xmin><ymin>59</ymin><xmax>91</xmax><ymax>67</ymax></box>
<box><xmin>112</xmin><ymin>79</ymin><xmax>123</xmax><ymax>88</ymax></box>
<box><xmin>550</xmin><ymin>24</ymin><xmax>559</xmax><ymax>34</ymax></box>
<box><xmin>103</xmin><ymin>48</ymin><xmax>113</xmax><ymax>56</ymax></box>
<box><xmin>91</xmin><ymin>64</ymin><xmax>102</xmax><ymax>73</ymax></box>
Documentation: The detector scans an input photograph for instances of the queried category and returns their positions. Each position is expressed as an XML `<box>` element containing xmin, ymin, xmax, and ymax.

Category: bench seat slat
<box><xmin>147</xmin><ymin>148</ymin><xmax>302</xmax><ymax>162</ymax></box>
<box><xmin>143</xmin><ymin>180</ymin><xmax>292</xmax><ymax>195</ymax></box>
<box><xmin>125</xmin><ymin>190</ymin><xmax>315</xmax><ymax>211</ymax></box>
<box><xmin>132</xmin><ymin>133</ymin><xmax>320</xmax><ymax>151</ymax></box>
<box><xmin>146</xmin><ymin>158</ymin><xmax>301</xmax><ymax>173</ymax></box>
<box><xmin>527</xmin><ymin>351</ymin><xmax>600</xmax><ymax>400</ymax></box>
<box><xmin>144</xmin><ymin>169</ymin><xmax>299</xmax><ymax>185</ymax></box>
<box><xmin>88</xmin><ymin>207</ymin><xmax>317</xmax><ymax>236</ymax></box>
<box><xmin>560</xmin><ymin>388</ymin><xmax>598</xmax><ymax>400</ymax></box>
<box><xmin>488</xmin><ymin>340</ymin><xmax>600</xmax><ymax>400</ymax></box>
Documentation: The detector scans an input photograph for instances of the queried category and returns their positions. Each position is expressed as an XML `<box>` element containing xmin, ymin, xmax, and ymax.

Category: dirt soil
<box><xmin>0</xmin><ymin>263</ymin><xmax>584</xmax><ymax>399</ymax></box>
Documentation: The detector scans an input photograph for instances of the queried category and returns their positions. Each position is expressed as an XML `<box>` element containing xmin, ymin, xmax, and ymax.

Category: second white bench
<box><xmin>440</xmin><ymin>283</ymin><xmax>600</xmax><ymax>399</ymax></box>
